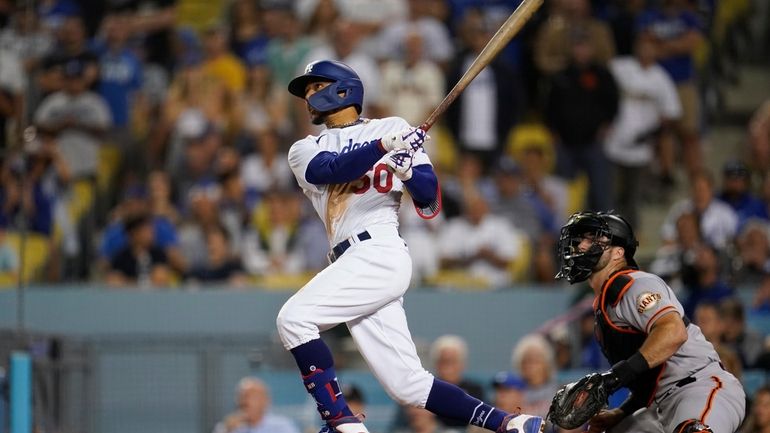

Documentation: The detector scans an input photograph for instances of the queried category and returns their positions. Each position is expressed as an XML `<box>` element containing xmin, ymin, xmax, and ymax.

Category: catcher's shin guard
<box><xmin>497</xmin><ymin>413</ymin><xmax>545</xmax><ymax>433</ymax></box>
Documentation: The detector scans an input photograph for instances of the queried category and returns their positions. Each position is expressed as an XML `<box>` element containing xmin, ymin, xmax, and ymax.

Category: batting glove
<box><xmin>385</xmin><ymin>150</ymin><xmax>414</xmax><ymax>181</ymax></box>
<box><xmin>379</xmin><ymin>127</ymin><xmax>429</xmax><ymax>152</ymax></box>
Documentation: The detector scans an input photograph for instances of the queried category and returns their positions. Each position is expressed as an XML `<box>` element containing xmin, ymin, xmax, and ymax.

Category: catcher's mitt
<box><xmin>547</xmin><ymin>373</ymin><xmax>610</xmax><ymax>429</ymax></box>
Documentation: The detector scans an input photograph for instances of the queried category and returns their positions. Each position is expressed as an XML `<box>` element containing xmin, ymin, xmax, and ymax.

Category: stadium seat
<box><xmin>2</xmin><ymin>231</ymin><xmax>50</xmax><ymax>284</ymax></box>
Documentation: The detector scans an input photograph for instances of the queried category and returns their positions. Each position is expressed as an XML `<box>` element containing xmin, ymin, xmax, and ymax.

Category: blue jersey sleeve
<box><xmin>305</xmin><ymin>141</ymin><xmax>386</xmax><ymax>185</ymax></box>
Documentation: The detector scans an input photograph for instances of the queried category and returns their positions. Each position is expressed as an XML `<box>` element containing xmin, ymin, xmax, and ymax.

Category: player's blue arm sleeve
<box><xmin>305</xmin><ymin>142</ymin><xmax>386</xmax><ymax>185</ymax></box>
<box><xmin>404</xmin><ymin>165</ymin><xmax>441</xmax><ymax>219</ymax></box>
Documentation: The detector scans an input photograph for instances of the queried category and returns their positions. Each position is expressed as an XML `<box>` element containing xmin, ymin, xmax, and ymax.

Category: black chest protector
<box><xmin>593</xmin><ymin>270</ymin><xmax>664</xmax><ymax>406</ymax></box>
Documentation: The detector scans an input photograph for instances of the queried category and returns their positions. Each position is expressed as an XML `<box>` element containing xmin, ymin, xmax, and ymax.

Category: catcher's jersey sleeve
<box><xmin>612</xmin><ymin>272</ymin><xmax>683</xmax><ymax>333</ymax></box>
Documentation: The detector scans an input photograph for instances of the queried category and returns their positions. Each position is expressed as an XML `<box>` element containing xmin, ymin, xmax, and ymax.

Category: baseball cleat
<box><xmin>319</xmin><ymin>414</ymin><xmax>370</xmax><ymax>433</ymax></box>
<box><xmin>496</xmin><ymin>413</ymin><xmax>545</xmax><ymax>433</ymax></box>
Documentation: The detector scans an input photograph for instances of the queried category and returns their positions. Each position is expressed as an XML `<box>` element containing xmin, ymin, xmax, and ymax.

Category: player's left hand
<box><xmin>384</xmin><ymin>150</ymin><xmax>414</xmax><ymax>181</ymax></box>
<box><xmin>379</xmin><ymin>127</ymin><xmax>430</xmax><ymax>152</ymax></box>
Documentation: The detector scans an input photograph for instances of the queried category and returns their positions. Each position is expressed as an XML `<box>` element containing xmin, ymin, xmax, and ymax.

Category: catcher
<box><xmin>548</xmin><ymin>211</ymin><xmax>745</xmax><ymax>433</ymax></box>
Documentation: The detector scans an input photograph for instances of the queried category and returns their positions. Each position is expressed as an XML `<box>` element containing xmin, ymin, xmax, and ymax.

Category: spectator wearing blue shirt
<box><xmin>719</xmin><ymin>159</ymin><xmax>770</xmax><ymax>231</ymax></box>
<box><xmin>99</xmin><ymin>185</ymin><xmax>186</xmax><ymax>274</ymax></box>
<box><xmin>94</xmin><ymin>11</ymin><xmax>143</xmax><ymax>133</ymax></box>
<box><xmin>637</xmin><ymin>0</ymin><xmax>705</xmax><ymax>180</ymax></box>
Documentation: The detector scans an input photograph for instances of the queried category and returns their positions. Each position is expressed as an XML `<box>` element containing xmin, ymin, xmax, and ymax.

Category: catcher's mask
<box><xmin>555</xmin><ymin>211</ymin><xmax>639</xmax><ymax>283</ymax></box>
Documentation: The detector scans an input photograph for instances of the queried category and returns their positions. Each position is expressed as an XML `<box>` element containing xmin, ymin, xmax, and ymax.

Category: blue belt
<box><xmin>328</xmin><ymin>230</ymin><xmax>371</xmax><ymax>263</ymax></box>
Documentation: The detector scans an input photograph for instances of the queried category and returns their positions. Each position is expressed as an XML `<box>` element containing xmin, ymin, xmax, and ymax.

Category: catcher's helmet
<box><xmin>288</xmin><ymin>60</ymin><xmax>364</xmax><ymax>114</ymax></box>
<box><xmin>555</xmin><ymin>211</ymin><xmax>639</xmax><ymax>283</ymax></box>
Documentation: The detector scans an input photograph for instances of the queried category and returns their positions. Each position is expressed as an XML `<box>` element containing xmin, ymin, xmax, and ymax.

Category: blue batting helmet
<box><xmin>288</xmin><ymin>60</ymin><xmax>364</xmax><ymax>114</ymax></box>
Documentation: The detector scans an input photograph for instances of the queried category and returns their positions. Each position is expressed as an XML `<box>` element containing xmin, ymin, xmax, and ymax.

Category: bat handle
<box><xmin>418</xmin><ymin>121</ymin><xmax>433</xmax><ymax>133</ymax></box>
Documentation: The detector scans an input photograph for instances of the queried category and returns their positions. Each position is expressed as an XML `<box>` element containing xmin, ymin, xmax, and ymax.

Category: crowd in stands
<box><xmin>1</xmin><ymin>0</ymin><xmax>770</xmax><ymax>429</ymax></box>
<box><xmin>0</xmin><ymin>0</ymin><xmax>765</xmax><ymax>291</ymax></box>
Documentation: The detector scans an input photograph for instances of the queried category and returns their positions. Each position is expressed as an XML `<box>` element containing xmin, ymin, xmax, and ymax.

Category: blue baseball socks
<box><xmin>425</xmin><ymin>378</ymin><xmax>506</xmax><ymax>431</ymax></box>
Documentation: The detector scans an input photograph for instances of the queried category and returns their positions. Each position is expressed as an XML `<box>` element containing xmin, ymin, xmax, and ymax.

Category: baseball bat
<box><xmin>419</xmin><ymin>0</ymin><xmax>544</xmax><ymax>132</ymax></box>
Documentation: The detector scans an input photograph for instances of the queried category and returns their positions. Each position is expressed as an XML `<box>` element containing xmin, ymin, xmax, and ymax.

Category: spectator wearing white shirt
<box><xmin>661</xmin><ymin>168</ymin><xmax>739</xmax><ymax>251</ymax></box>
<box><xmin>438</xmin><ymin>190</ymin><xmax>524</xmax><ymax>289</ymax></box>
<box><xmin>34</xmin><ymin>59</ymin><xmax>112</xmax><ymax>179</ymax></box>
<box><xmin>379</xmin><ymin>29</ymin><xmax>444</xmax><ymax>127</ymax></box>
<box><xmin>605</xmin><ymin>33</ymin><xmax>682</xmax><ymax>228</ymax></box>
<box><xmin>301</xmin><ymin>18</ymin><xmax>384</xmax><ymax>118</ymax></box>
<box><xmin>375</xmin><ymin>0</ymin><xmax>452</xmax><ymax>67</ymax></box>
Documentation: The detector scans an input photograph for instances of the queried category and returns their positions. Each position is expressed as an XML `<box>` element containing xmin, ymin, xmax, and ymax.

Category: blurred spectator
<box><xmin>93</xmin><ymin>11</ymin><xmax>143</xmax><ymax>141</ymax></box>
<box><xmin>732</xmin><ymin>220</ymin><xmax>770</xmax><ymax>287</ymax></box>
<box><xmin>212</xmin><ymin>377</ymin><xmax>300</xmax><ymax>433</ymax></box>
<box><xmin>34</xmin><ymin>58</ymin><xmax>112</xmax><ymax>180</ymax></box>
<box><xmin>177</xmin><ymin>188</ymin><xmax>222</xmax><ymax>270</ymax></box>
<box><xmin>0</xmin><ymin>40</ymin><xmax>24</xmax><ymax>149</ymax></box>
<box><xmin>379</xmin><ymin>29</ymin><xmax>444</xmax><ymax>127</ymax></box>
<box><xmin>660</xmin><ymin>168</ymin><xmax>738</xmax><ymax>251</ymax></box>
<box><xmin>753</xmin><ymin>276</ymin><xmax>770</xmax><ymax>315</ymax></box>
<box><xmin>147</xmin><ymin>169</ymin><xmax>180</xmax><ymax>225</ymax></box>
<box><xmin>681</xmin><ymin>243</ymin><xmax>734</xmax><ymax>319</ymax></box>
<box><xmin>238</xmin><ymin>65</ymin><xmax>292</xmax><ymax>141</ymax></box>
<box><xmin>565</xmin><ymin>308</ymin><xmax>609</xmax><ymax>370</ymax></box>
<box><xmin>263</xmin><ymin>1</ymin><xmax>314</xmax><ymax>87</ymax></box>
<box><xmin>0</xmin><ymin>148</ymin><xmax>58</xmax><ymax>237</ymax></box>
<box><xmin>740</xmin><ymin>385</ymin><xmax>770</xmax><ymax>433</ymax></box>
<box><xmin>240</xmin><ymin>128</ymin><xmax>294</xmax><ymax>202</ymax></box>
<box><xmin>0</xmin><ymin>3</ymin><xmax>55</xmax><ymax>73</ymax></box>
<box><xmin>440</xmin><ymin>154</ymin><xmax>496</xmax><ymax>219</ymax></box>
<box><xmin>720</xmin><ymin>297</ymin><xmax>763</xmax><ymax>369</ymax></box>
<box><xmin>429</xmin><ymin>334</ymin><xmax>484</xmax><ymax>429</ymax></box>
<box><xmin>302</xmin><ymin>18</ymin><xmax>384</xmax><ymax>118</ymax></box>
<box><xmin>651</xmin><ymin>211</ymin><xmax>704</xmax><ymax>288</ymax></box>
<box><xmin>202</xmin><ymin>24</ymin><xmax>247</xmax><ymax>93</ymax></box>
<box><xmin>99</xmin><ymin>184</ymin><xmax>185</xmax><ymax>274</ymax></box>
<box><xmin>185</xmin><ymin>225</ymin><xmax>247</xmax><ymax>287</ymax></box>
<box><xmin>534</xmin><ymin>0</ymin><xmax>616</xmax><ymax>75</ymax></box>
<box><xmin>376</xmin><ymin>0</ymin><xmax>453</xmax><ymax>67</ymax></box>
<box><xmin>241</xmin><ymin>189</ymin><xmax>307</xmax><ymax>276</ymax></box>
<box><xmin>720</xmin><ymin>159</ymin><xmax>769</xmax><ymax>230</ymax></box>
<box><xmin>169</xmin><ymin>116</ymin><xmax>223</xmax><ymax>206</ymax></box>
<box><xmin>511</xmin><ymin>334</ymin><xmax>559</xmax><ymax>418</ymax></box>
<box><xmin>490</xmin><ymin>157</ymin><xmax>557</xmax><ymax>283</ymax></box>
<box><xmin>105</xmin><ymin>212</ymin><xmax>173</xmax><ymax>287</ymax></box>
<box><xmin>218</xmin><ymin>166</ymin><xmax>251</xmax><ymax>252</ymax></box>
<box><xmin>693</xmin><ymin>301</ymin><xmax>743</xmax><ymax>379</ymax></box>
<box><xmin>637</xmin><ymin>0</ymin><xmax>706</xmax><ymax>178</ymax></box>
<box><xmin>438</xmin><ymin>190</ymin><xmax>525</xmax><ymax>289</ymax></box>
<box><xmin>545</xmin><ymin>30</ymin><xmax>618</xmax><ymax>212</ymax></box>
<box><xmin>491</xmin><ymin>371</ymin><xmax>527</xmax><ymax>415</ymax></box>
<box><xmin>38</xmin><ymin>14</ymin><xmax>99</xmax><ymax>95</ymax></box>
<box><xmin>297</xmin><ymin>0</ymin><xmax>341</xmax><ymax>45</ymax></box>
<box><xmin>513</xmin><ymin>136</ymin><xmax>570</xmax><ymax>224</ymax></box>
<box><xmin>604</xmin><ymin>33</ymin><xmax>682</xmax><ymax>228</ymax></box>
<box><xmin>228</xmin><ymin>0</ymin><xmax>269</xmax><ymax>67</ymax></box>
<box><xmin>445</xmin><ymin>9</ymin><xmax>520</xmax><ymax>170</ymax></box>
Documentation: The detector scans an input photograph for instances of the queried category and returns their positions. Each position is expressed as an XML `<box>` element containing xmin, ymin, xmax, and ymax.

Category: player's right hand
<box><xmin>379</xmin><ymin>127</ymin><xmax>430</xmax><ymax>152</ymax></box>
<box><xmin>586</xmin><ymin>408</ymin><xmax>625</xmax><ymax>433</ymax></box>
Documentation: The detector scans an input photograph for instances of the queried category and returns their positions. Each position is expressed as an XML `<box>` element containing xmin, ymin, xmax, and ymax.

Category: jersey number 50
<box><xmin>351</xmin><ymin>163</ymin><xmax>393</xmax><ymax>194</ymax></box>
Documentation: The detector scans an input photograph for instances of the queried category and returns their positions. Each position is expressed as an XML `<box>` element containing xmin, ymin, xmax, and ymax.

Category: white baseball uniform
<box><xmin>277</xmin><ymin>116</ymin><xmax>435</xmax><ymax>407</ymax></box>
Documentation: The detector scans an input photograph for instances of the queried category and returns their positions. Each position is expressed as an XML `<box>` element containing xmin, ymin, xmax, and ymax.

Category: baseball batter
<box><xmin>555</xmin><ymin>211</ymin><xmax>745</xmax><ymax>433</ymax></box>
<box><xmin>276</xmin><ymin>60</ymin><xmax>544</xmax><ymax>433</ymax></box>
